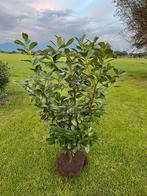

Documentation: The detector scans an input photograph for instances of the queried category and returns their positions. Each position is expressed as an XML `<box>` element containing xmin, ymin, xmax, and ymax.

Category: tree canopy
<box><xmin>114</xmin><ymin>0</ymin><xmax>147</xmax><ymax>49</ymax></box>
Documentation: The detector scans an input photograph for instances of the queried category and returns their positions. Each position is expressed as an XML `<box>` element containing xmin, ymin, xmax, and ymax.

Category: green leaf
<box><xmin>71</xmin><ymin>119</ymin><xmax>77</xmax><ymax>126</ymax></box>
<box><xmin>53</xmin><ymin>54</ymin><xmax>62</xmax><ymax>61</ymax></box>
<box><xmin>29</xmin><ymin>42</ymin><xmax>38</xmax><ymax>50</ymax></box>
<box><xmin>46</xmin><ymin>138</ymin><xmax>55</xmax><ymax>145</ymax></box>
<box><xmin>48</xmin><ymin>45</ymin><xmax>55</xmax><ymax>52</ymax></box>
<box><xmin>35</xmin><ymin>65</ymin><xmax>42</xmax><ymax>73</ymax></box>
<box><xmin>22</xmin><ymin>32</ymin><xmax>28</xmax><ymax>42</ymax></box>
<box><xmin>17</xmin><ymin>48</ymin><xmax>28</xmax><ymax>54</ymax></box>
<box><xmin>113</xmin><ymin>68</ymin><xmax>119</xmax><ymax>74</ymax></box>
<box><xmin>59</xmin><ymin>44</ymin><xmax>66</xmax><ymax>49</ymax></box>
<box><xmin>66</xmin><ymin>38</ymin><xmax>74</xmax><ymax>47</ymax></box>
<box><xmin>56</xmin><ymin>36</ymin><xmax>62</xmax><ymax>46</ymax></box>
<box><xmin>14</xmin><ymin>40</ymin><xmax>24</xmax><ymax>46</ymax></box>
<box><xmin>65</xmin><ymin>48</ymin><xmax>70</xmax><ymax>54</ymax></box>
<box><xmin>80</xmin><ymin>34</ymin><xmax>86</xmax><ymax>42</ymax></box>
<box><xmin>118</xmin><ymin>70</ymin><xmax>126</xmax><ymax>75</ymax></box>
<box><xmin>99</xmin><ymin>42</ymin><xmax>106</xmax><ymax>48</ymax></box>
<box><xmin>93</xmin><ymin>36</ymin><xmax>99</xmax><ymax>43</ymax></box>
<box><xmin>85</xmin><ymin>144</ymin><xmax>90</xmax><ymax>153</ymax></box>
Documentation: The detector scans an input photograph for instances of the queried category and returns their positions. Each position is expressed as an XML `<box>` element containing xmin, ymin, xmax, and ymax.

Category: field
<box><xmin>0</xmin><ymin>53</ymin><xmax>147</xmax><ymax>196</ymax></box>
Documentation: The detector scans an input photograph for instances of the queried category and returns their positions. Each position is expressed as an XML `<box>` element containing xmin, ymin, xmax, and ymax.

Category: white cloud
<box><xmin>0</xmin><ymin>0</ymin><xmax>131</xmax><ymax>50</ymax></box>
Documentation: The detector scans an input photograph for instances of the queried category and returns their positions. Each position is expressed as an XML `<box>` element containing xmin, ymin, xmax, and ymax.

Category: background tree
<box><xmin>0</xmin><ymin>61</ymin><xmax>9</xmax><ymax>101</ymax></box>
<box><xmin>114</xmin><ymin>50</ymin><xmax>128</xmax><ymax>58</ymax></box>
<box><xmin>114</xmin><ymin>0</ymin><xmax>147</xmax><ymax>50</ymax></box>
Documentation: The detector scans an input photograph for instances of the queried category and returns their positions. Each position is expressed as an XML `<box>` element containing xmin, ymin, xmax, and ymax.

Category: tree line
<box><xmin>114</xmin><ymin>51</ymin><xmax>147</xmax><ymax>58</ymax></box>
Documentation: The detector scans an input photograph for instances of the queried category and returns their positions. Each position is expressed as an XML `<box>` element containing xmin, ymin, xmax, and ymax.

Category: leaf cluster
<box><xmin>15</xmin><ymin>33</ymin><xmax>122</xmax><ymax>153</ymax></box>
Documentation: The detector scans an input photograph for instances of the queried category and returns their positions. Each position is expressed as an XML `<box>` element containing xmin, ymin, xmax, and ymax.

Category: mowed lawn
<box><xmin>0</xmin><ymin>53</ymin><xmax>147</xmax><ymax>196</ymax></box>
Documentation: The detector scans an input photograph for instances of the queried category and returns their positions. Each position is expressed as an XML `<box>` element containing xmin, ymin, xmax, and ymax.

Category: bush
<box><xmin>0</xmin><ymin>61</ymin><xmax>9</xmax><ymax>100</ymax></box>
<box><xmin>15</xmin><ymin>33</ymin><xmax>122</xmax><ymax>156</ymax></box>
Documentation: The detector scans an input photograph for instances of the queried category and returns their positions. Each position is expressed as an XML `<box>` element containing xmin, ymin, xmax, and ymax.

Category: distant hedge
<box><xmin>0</xmin><ymin>61</ymin><xmax>9</xmax><ymax>100</ymax></box>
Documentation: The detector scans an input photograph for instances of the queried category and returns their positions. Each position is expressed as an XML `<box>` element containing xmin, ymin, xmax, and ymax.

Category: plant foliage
<box><xmin>0</xmin><ymin>61</ymin><xmax>9</xmax><ymax>100</ymax></box>
<box><xmin>15</xmin><ymin>33</ymin><xmax>122</xmax><ymax>154</ymax></box>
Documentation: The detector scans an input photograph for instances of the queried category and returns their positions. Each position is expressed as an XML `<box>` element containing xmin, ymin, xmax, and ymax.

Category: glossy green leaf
<box><xmin>56</xmin><ymin>36</ymin><xmax>62</xmax><ymax>46</ymax></box>
<box><xmin>14</xmin><ymin>40</ymin><xmax>24</xmax><ymax>46</ymax></box>
<box><xmin>29</xmin><ymin>42</ymin><xmax>38</xmax><ymax>50</ymax></box>
<box><xmin>66</xmin><ymin>38</ymin><xmax>74</xmax><ymax>47</ymax></box>
<box><xmin>22</xmin><ymin>32</ymin><xmax>28</xmax><ymax>42</ymax></box>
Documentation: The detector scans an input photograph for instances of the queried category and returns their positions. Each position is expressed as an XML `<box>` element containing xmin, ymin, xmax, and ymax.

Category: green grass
<box><xmin>0</xmin><ymin>53</ymin><xmax>147</xmax><ymax>196</ymax></box>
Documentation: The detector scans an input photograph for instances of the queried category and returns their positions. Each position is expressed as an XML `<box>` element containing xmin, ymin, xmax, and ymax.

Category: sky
<box><xmin>0</xmin><ymin>0</ymin><xmax>131</xmax><ymax>51</ymax></box>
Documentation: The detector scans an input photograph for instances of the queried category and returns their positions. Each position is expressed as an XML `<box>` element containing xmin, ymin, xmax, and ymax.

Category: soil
<box><xmin>58</xmin><ymin>151</ymin><xmax>87</xmax><ymax>177</ymax></box>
